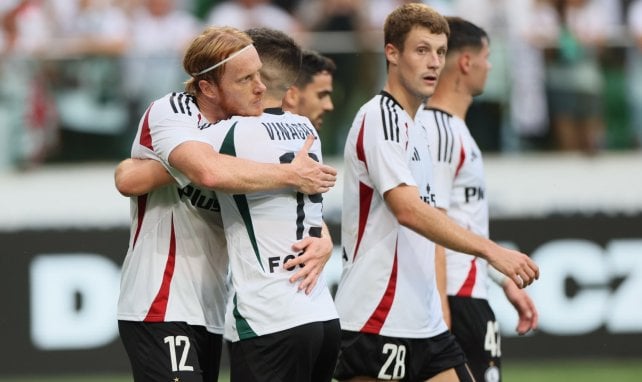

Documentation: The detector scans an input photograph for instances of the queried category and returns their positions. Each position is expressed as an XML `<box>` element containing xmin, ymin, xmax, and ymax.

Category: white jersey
<box><xmin>416</xmin><ymin>107</ymin><xmax>490</xmax><ymax>299</ymax></box>
<box><xmin>335</xmin><ymin>92</ymin><xmax>447</xmax><ymax>339</ymax></box>
<box><xmin>117</xmin><ymin>92</ymin><xmax>228</xmax><ymax>334</ymax></box>
<box><xmin>200</xmin><ymin>109</ymin><xmax>338</xmax><ymax>342</ymax></box>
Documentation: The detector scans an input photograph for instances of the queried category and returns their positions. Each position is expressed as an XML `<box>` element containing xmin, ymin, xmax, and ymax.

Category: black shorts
<box><xmin>334</xmin><ymin>330</ymin><xmax>471</xmax><ymax>381</ymax></box>
<box><xmin>118</xmin><ymin>320</ymin><xmax>223</xmax><ymax>382</ymax></box>
<box><xmin>228</xmin><ymin>319</ymin><xmax>341</xmax><ymax>382</ymax></box>
<box><xmin>449</xmin><ymin>296</ymin><xmax>502</xmax><ymax>382</ymax></box>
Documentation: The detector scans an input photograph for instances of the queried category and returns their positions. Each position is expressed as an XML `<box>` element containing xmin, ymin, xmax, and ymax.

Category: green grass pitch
<box><xmin>2</xmin><ymin>359</ymin><xmax>641</xmax><ymax>381</ymax></box>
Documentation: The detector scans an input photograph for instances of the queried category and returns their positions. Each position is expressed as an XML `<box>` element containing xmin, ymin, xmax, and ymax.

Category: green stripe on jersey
<box><xmin>232</xmin><ymin>294</ymin><xmax>257</xmax><ymax>339</ymax></box>
<box><xmin>218</xmin><ymin>122</ymin><xmax>264</xmax><ymax>272</ymax></box>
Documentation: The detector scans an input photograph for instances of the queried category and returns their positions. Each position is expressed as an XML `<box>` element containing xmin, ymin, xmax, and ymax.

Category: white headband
<box><xmin>192</xmin><ymin>44</ymin><xmax>254</xmax><ymax>77</ymax></box>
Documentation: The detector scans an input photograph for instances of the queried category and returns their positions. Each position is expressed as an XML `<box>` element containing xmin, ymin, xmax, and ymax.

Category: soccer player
<box><xmin>202</xmin><ymin>27</ymin><xmax>340</xmax><ymax>382</ymax></box>
<box><xmin>415</xmin><ymin>17</ymin><xmax>538</xmax><ymax>382</ymax></box>
<box><xmin>333</xmin><ymin>4</ymin><xmax>539</xmax><ymax>381</ymax></box>
<box><xmin>116</xmin><ymin>26</ymin><xmax>335</xmax><ymax>382</ymax></box>
<box><xmin>282</xmin><ymin>49</ymin><xmax>336</xmax><ymax>130</ymax></box>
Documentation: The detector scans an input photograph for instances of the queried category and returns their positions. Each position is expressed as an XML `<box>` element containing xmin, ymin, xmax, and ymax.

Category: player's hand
<box><xmin>285</xmin><ymin>234</ymin><xmax>333</xmax><ymax>295</ymax></box>
<box><xmin>291</xmin><ymin>135</ymin><xmax>336</xmax><ymax>195</ymax></box>
<box><xmin>503</xmin><ymin>279</ymin><xmax>539</xmax><ymax>335</ymax></box>
<box><xmin>487</xmin><ymin>245</ymin><xmax>539</xmax><ymax>289</ymax></box>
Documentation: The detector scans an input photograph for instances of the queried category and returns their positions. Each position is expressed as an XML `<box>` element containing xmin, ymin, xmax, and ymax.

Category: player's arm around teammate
<box><xmin>114</xmin><ymin>139</ymin><xmax>334</xmax><ymax>295</ymax></box>
<box><xmin>115</xmin><ymin>134</ymin><xmax>335</xmax><ymax>197</ymax></box>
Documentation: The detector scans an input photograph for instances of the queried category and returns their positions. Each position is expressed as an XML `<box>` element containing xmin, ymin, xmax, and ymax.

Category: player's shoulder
<box><xmin>149</xmin><ymin>92</ymin><xmax>199</xmax><ymax>118</ymax></box>
<box><xmin>211</xmin><ymin>114</ymin><xmax>270</xmax><ymax>142</ymax></box>
<box><xmin>418</xmin><ymin>106</ymin><xmax>468</xmax><ymax>138</ymax></box>
<box><xmin>281</xmin><ymin>110</ymin><xmax>311</xmax><ymax>124</ymax></box>
<box><xmin>417</xmin><ymin>106</ymin><xmax>451</xmax><ymax>124</ymax></box>
<box><xmin>361</xmin><ymin>91</ymin><xmax>403</xmax><ymax>114</ymax></box>
<box><xmin>204</xmin><ymin>115</ymin><xmax>242</xmax><ymax>138</ymax></box>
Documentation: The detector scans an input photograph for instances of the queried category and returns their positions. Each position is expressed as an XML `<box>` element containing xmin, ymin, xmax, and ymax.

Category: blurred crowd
<box><xmin>1</xmin><ymin>0</ymin><xmax>641</xmax><ymax>169</ymax></box>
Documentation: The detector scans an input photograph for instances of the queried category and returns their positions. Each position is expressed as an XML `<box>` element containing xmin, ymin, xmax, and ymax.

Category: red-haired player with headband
<box><xmin>115</xmin><ymin>26</ymin><xmax>336</xmax><ymax>382</ymax></box>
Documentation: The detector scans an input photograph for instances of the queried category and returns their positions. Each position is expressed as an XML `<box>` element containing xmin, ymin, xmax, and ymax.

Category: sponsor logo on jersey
<box><xmin>464</xmin><ymin>186</ymin><xmax>485</xmax><ymax>202</ymax></box>
<box><xmin>420</xmin><ymin>184</ymin><xmax>436</xmax><ymax>206</ymax></box>
<box><xmin>176</xmin><ymin>185</ymin><xmax>220</xmax><ymax>212</ymax></box>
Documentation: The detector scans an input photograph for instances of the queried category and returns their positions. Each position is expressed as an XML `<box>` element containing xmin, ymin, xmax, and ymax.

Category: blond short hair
<box><xmin>183</xmin><ymin>26</ymin><xmax>253</xmax><ymax>96</ymax></box>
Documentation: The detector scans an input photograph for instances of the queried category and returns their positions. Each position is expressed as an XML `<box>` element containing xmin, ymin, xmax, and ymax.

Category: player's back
<box><xmin>201</xmin><ymin>109</ymin><xmax>337</xmax><ymax>341</ymax></box>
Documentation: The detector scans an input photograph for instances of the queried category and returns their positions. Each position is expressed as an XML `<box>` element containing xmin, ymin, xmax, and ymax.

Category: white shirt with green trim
<box><xmin>201</xmin><ymin>109</ymin><xmax>338</xmax><ymax>341</ymax></box>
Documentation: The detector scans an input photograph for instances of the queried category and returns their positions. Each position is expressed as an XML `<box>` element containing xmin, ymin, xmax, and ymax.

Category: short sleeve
<box><xmin>361</xmin><ymin>110</ymin><xmax>416</xmax><ymax>197</ymax></box>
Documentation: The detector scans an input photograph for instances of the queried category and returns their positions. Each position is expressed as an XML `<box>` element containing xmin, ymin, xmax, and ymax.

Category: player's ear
<box><xmin>283</xmin><ymin>86</ymin><xmax>299</xmax><ymax>109</ymax></box>
<box><xmin>384</xmin><ymin>43</ymin><xmax>400</xmax><ymax>66</ymax></box>
<box><xmin>458</xmin><ymin>52</ymin><xmax>472</xmax><ymax>74</ymax></box>
<box><xmin>199</xmin><ymin>79</ymin><xmax>219</xmax><ymax>100</ymax></box>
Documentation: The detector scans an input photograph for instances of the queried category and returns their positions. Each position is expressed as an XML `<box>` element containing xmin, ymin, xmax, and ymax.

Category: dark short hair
<box><xmin>293</xmin><ymin>50</ymin><xmax>336</xmax><ymax>88</ymax></box>
<box><xmin>445</xmin><ymin>16</ymin><xmax>489</xmax><ymax>54</ymax></box>
<box><xmin>245</xmin><ymin>27</ymin><xmax>302</xmax><ymax>94</ymax></box>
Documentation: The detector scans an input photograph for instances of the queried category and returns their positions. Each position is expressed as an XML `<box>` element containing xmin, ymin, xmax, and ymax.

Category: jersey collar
<box><xmin>264</xmin><ymin>107</ymin><xmax>284</xmax><ymax>115</ymax></box>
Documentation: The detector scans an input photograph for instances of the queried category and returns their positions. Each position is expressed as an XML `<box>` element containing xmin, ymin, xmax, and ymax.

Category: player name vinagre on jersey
<box><xmin>262</xmin><ymin>121</ymin><xmax>316</xmax><ymax>141</ymax></box>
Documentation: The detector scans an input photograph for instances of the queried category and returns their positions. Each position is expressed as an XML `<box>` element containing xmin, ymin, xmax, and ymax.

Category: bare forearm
<box><xmin>169</xmin><ymin>140</ymin><xmax>335</xmax><ymax>195</ymax></box>
<box><xmin>203</xmin><ymin>154</ymin><xmax>300</xmax><ymax>194</ymax></box>
<box><xmin>385</xmin><ymin>185</ymin><xmax>538</xmax><ymax>287</ymax></box>
<box><xmin>114</xmin><ymin>158</ymin><xmax>174</xmax><ymax>196</ymax></box>
<box><xmin>395</xmin><ymin>196</ymin><xmax>495</xmax><ymax>260</ymax></box>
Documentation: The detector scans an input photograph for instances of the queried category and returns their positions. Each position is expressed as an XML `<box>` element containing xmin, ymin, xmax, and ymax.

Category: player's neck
<box><xmin>262</xmin><ymin>97</ymin><xmax>282</xmax><ymax>110</ymax></box>
<box><xmin>426</xmin><ymin>77</ymin><xmax>472</xmax><ymax>120</ymax></box>
<box><xmin>196</xmin><ymin>95</ymin><xmax>227</xmax><ymax>123</ymax></box>
<box><xmin>383</xmin><ymin>82</ymin><xmax>422</xmax><ymax>119</ymax></box>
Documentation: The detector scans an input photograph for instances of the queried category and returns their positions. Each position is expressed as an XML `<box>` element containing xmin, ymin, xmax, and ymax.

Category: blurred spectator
<box><xmin>452</xmin><ymin>0</ymin><xmax>550</xmax><ymax>151</ymax></box>
<box><xmin>128</xmin><ymin>0</ymin><xmax>200</xmax><ymax>56</ymax></box>
<box><xmin>296</xmin><ymin>0</ymin><xmax>364</xmax><ymax>32</ymax></box>
<box><xmin>450</xmin><ymin>0</ymin><xmax>511</xmax><ymax>152</ymax></box>
<box><xmin>294</xmin><ymin>0</ymin><xmax>372</xmax><ymax>154</ymax></box>
<box><xmin>124</xmin><ymin>0</ymin><xmax>202</xmax><ymax>151</ymax></box>
<box><xmin>0</xmin><ymin>0</ymin><xmax>52</xmax><ymax>55</ymax></box>
<box><xmin>272</xmin><ymin>0</ymin><xmax>300</xmax><ymax>13</ymax></box>
<box><xmin>191</xmin><ymin>0</ymin><xmax>220</xmax><ymax>19</ymax></box>
<box><xmin>54</xmin><ymin>0</ymin><xmax>129</xmax><ymax>57</ymax></box>
<box><xmin>0</xmin><ymin>0</ymin><xmax>58</xmax><ymax>168</ymax></box>
<box><xmin>46</xmin><ymin>0</ymin><xmax>130</xmax><ymax>161</ymax></box>
<box><xmin>503</xmin><ymin>0</ymin><xmax>550</xmax><ymax>149</ymax></box>
<box><xmin>627</xmin><ymin>0</ymin><xmax>642</xmax><ymax>148</ymax></box>
<box><xmin>530</xmin><ymin>0</ymin><xmax>616</xmax><ymax>154</ymax></box>
<box><xmin>205</xmin><ymin>0</ymin><xmax>301</xmax><ymax>34</ymax></box>
<box><xmin>125</xmin><ymin>0</ymin><xmax>201</xmax><ymax>100</ymax></box>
